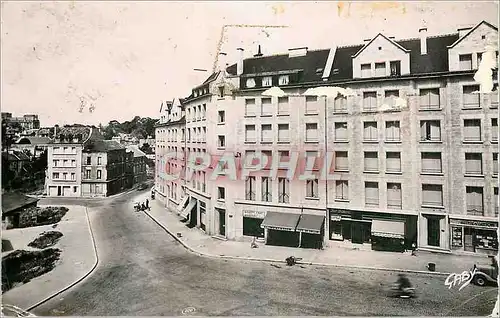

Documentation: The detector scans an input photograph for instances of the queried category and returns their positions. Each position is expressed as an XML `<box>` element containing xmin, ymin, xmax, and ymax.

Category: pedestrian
<box><xmin>146</xmin><ymin>199</ymin><xmax>149</xmax><ymax>209</ymax></box>
<box><xmin>141</xmin><ymin>202</ymin><xmax>146</xmax><ymax>211</ymax></box>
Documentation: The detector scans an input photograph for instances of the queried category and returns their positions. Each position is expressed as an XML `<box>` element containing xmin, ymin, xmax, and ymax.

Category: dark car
<box><xmin>472</xmin><ymin>255</ymin><xmax>498</xmax><ymax>286</ymax></box>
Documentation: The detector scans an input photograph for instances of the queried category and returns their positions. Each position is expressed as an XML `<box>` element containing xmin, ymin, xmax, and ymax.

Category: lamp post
<box><xmin>302</xmin><ymin>86</ymin><xmax>356</xmax><ymax>248</ymax></box>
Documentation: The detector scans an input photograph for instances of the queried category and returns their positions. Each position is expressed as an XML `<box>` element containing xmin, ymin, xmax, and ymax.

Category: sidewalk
<box><xmin>2</xmin><ymin>205</ymin><xmax>98</xmax><ymax>310</ymax></box>
<box><xmin>142</xmin><ymin>193</ymin><xmax>491</xmax><ymax>276</ymax></box>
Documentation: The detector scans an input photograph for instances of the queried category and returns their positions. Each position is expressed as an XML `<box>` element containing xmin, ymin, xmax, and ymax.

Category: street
<box><xmin>31</xmin><ymin>190</ymin><xmax>498</xmax><ymax>316</ymax></box>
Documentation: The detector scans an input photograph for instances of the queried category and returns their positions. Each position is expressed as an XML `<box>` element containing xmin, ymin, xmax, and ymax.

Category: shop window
<box><xmin>421</xmin><ymin>152</ymin><xmax>442</xmax><ymax>174</ymax></box>
<box><xmin>334</xmin><ymin>151</ymin><xmax>349</xmax><ymax>171</ymax></box>
<box><xmin>420</xmin><ymin>120</ymin><xmax>441</xmax><ymax>141</ymax></box>
<box><xmin>420</xmin><ymin>88</ymin><xmax>440</xmax><ymax>110</ymax></box>
<box><xmin>466</xmin><ymin>186</ymin><xmax>484</xmax><ymax>216</ymax></box>
<box><xmin>386</xmin><ymin>152</ymin><xmax>401</xmax><ymax>173</ymax></box>
<box><xmin>463</xmin><ymin>85</ymin><xmax>481</xmax><ymax>108</ymax></box>
<box><xmin>364</xmin><ymin>121</ymin><xmax>378</xmax><ymax>141</ymax></box>
<box><xmin>422</xmin><ymin>184</ymin><xmax>443</xmax><ymax>207</ymax></box>
<box><xmin>278</xmin><ymin>177</ymin><xmax>290</xmax><ymax>203</ymax></box>
<box><xmin>365</xmin><ymin>182</ymin><xmax>379</xmax><ymax>207</ymax></box>
<box><xmin>335</xmin><ymin>180</ymin><xmax>348</xmax><ymax>201</ymax></box>
<box><xmin>243</xmin><ymin>217</ymin><xmax>264</xmax><ymax>238</ymax></box>
<box><xmin>334</xmin><ymin>122</ymin><xmax>348</xmax><ymax>141</ymax></box>
<box><xmin>261</xmin><ymin>177</ymin><xmax>272</xmax><ymax>202</ymax></box>
<box><xmin>465</xmin><ymin>153</ymin><xmax>483</xmax><ymax>175</ymax></box>
<box><xmin>306</xmin><ymin>179</ymin><xmax>319</xmax><ymax>198</ymax></box>
<box><xmin>463</xmin><ymin>119</ymin><xmax>482</xmax><ymax>142</ymax></box>
<box><xmin>387</xmin><ymin>183</ymin><xmax>402</xmax><ymax>209</ymax></box>
<box><xmin>245</xmin><ymin>176</ymin><xmax>256</xmax><ymax>201</ymax></box>
<box><xmin>451</xmin><ymin>226</ymin><xmax>463</xmax><ymax>249</ymax></box>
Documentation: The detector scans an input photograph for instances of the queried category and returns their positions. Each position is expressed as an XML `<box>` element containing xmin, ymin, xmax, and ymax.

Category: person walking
<box><xmin>146</xmin><ymin>199</ymin><xmax>150</xmax><ymax>211</ymax></box>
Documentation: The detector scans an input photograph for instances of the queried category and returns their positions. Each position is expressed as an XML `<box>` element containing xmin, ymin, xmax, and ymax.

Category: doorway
<box><xmin>427</xmin><ymin>217</ymin><xmax>440</xmax><ymax>247</ymax></box>
<box><xmin>218</xmin><ymin>209</ymin><xmax>226</xmax><ymax>236</ymax></box>
<box><xmin>57</xmin><ymin>186</ymin><xmax>62</xmax><ymax>196</ymax></box>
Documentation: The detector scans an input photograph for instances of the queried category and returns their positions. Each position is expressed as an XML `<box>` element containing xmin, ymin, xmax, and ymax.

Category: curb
<box><xmin>26</xmin><ymin>206</ymin><xmax>100</xmax><ymax>312</ymax></box>
<box><xmin>143</xmin><ymin>210</ymin><xmax>451</xmax><ymax>277</ymax></box>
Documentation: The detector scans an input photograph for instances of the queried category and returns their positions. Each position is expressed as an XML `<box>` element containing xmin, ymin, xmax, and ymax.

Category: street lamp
<box><xmin>301</xmin><ymin>86</ymin><xmax>356</xmax><ymax>248</ymax></box>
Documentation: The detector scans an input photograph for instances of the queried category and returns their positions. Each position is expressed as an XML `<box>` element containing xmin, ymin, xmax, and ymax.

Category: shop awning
<box><xmin>260</xmin><ymin>212</ymin><xmax>300</xmax><ymax>232</ymax></box>
<box><xmin>177</xmin><ymin>195</ymin><xmax>190</xmax><ymax>213</ymax></box>
<box><xmin>296</xmin><ymin>214</ymin><xmax>325</xmax><ymax>234</ymax></box>
<box><xmin>371</xmin><ymin>219</ymin><xmax>405</xmax><ymax>239</ymax></box>
<box><xmin>180</xmin><ymin>199</ymin><xmax>195</xmax><ymax>220</ymax></box>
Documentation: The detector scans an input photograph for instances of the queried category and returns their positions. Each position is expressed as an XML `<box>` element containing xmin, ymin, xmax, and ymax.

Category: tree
<box><xmin>140</xmin><ymin>143</ymin><xmax>153</xmax><ymax>154</ymax></box>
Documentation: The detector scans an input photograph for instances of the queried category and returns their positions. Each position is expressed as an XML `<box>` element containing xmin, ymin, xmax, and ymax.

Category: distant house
<box><xmin>1</xmin><ymin>192</ymin><xmax>39</xmax><ymax>229</ymax></box>
<box><xmin>12</xmin><ymin>136</ymin><xmax>51</xmax><ymax>158</ymax></box>
<box><xmin>126</xmin><ymin>145</ymin><xmax>147</xmax><ymax>184</ymax></box>
<box><xmin>2</xmin><ymin>151</ymin><xmax>31</xmax><ymax>178</ymax></box>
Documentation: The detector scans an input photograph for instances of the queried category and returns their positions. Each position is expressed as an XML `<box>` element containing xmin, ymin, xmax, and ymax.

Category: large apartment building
<box><xmin>156</xmin><ymin>20</ymin><xmax>499</xmax><ymax>256</ymax></box>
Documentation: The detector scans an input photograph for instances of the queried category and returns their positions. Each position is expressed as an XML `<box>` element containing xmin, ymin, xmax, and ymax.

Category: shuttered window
<box><xmin>335</xmin><ymin>180</ymin><xmax>348</xmax><ymax>200</ymax></box>
<box><xmin>421</xmin><ymin>152</ymin><xmax>442</xmax><ymax>173</ymax></box>
<box><xmin>364</xmin><ymin>152</ymin><xmax>379</xmax><ymax>172</ymax></box>
<box><xmin>385</xmin><ymin>121</ymin><xmax>401</xmax><ymax>141</ymax></box>
<box><xmin>422</xmin><ymin>184</ymin><xmax>443</xmax><ymax>207</ymax></box>
<box><xmin>278</xmin><ymin>97</ymin><xmax>289</xmax><ymax>115</ymax></box>
<box><xmin>387</xmin><ymin>183</ymin><xmax>402</xmax><ymax>209</ymax></box>
<box><xmin>278</xmin><ymin>124</ymin><xmax>290</xmax><ymax>142</ymax></box>
<box><xmin>420</xmin><ymin>88</ymin><xmax>440</xmax><ymax>110</ymax></box>
<box><xmin>493</xmin><ymin>153</ymin><xmax>498</xmax><ymax>175</ymax></box>
<box><xmin>361</xmin><ymin>64</ymin><xmax>371</xmax><ymax>78</ymax></box>
<box><xmin>365</xmin><ymin>182</ymin><xmax>379</xmax><ymax>206</ymax></box>
<box><xmin>463</xmin><ymin>85</ymin><xmax>480</xmax><ymax>108</ymax></box>
<box><xmin>364</xmin><ymin>121</ymin><xmax>378</xmax><ymax>141</ymax></box>
<box><xmin>363</xmin><ymin>92</ymin><xmax>377</xmax><ymax>111</ymax></box>
<box><xmin>245</xmin><ymin>125</ymin><xmax>256</xmax><ymax>142</ymax></box>
<box><xmin>375</xmin><ymin>62</ymin><xmax>386</xmax><ymax>77</ymax></box>
<box><xmin>335</xmin><ymin>151</ymin><xmax>349</xmax><ymax>171</ymax></box>
<box><xmin>245</xmin><ymin>98</ymin><xmax>256</xmax><ymax>116</ymax></box>
<box><xmin>261</xmin><ymin>124</ymin><xmax>273</xmax><ymax>143</ymax></box>
<box><xmin>463</xmin><ymin>119</ymin><xmax>482</xmax><ymax>141</ymax></box>
<box><xmin>334</xmin><ymin>122</ymin><xmax>348</xmax><ymax>141</ymax></box>
<box><xmin>384</xmin><ymin>90</ymin><xmax>399</xmax><ymax>107</ymax></box>
<box><xmin>261</xmin><ymin>98</ymin><xmax>273</xmax><ymax>116</ymax></box>
<box><xmin>306</xmin><ymin>123</ymin><xmax>318</xmax><ymax>142</ymax></box>
<box><xmin>386</xmin><ymin>152</ymin><xmax>401</xmax><ymax>173</ymax></box>
<box><xmin>466</xmin><ymin>186</ymin><xmax>484</xmax><ymax>215</ymax></box>
<box><xmin>459</xmin><ymin>54</ymin><xmax>473</xmax><ymax>70</ymax></box>
<box><xmin>465</xmin><ymin>153</ymin><xmax>483</xmax><ymax>175</ymax></box>
<box><xmin>305</xmin><ymin>96</ymin><xmax>318</xmax><ymax>114</ymax></box>
<box><xmin>420</xmin><ymin>120</ymin><xmax>441</xmax><ymax>141</ymax></box>
<box><xmin>492</xmin><ymin>118</ymin><xmax>498</xmax><ymax>141</ymax></box>
<box><xmin>334</xmin><ymin>96</ymin><xmax>347</xmax><ymax>112</ymax></box>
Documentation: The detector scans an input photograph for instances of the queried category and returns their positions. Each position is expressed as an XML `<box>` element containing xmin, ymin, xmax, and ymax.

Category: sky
<box><xmin>1</xmin><ymin>1</ymin><xmax>498</xmax><ymax>126</ymax></box>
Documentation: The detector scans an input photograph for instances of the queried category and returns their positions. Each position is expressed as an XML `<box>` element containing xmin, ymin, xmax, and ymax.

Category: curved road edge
<box><xmin>26</xmin><ymin>206</ymin><xmax>99</xmax><ymax>312</ymax></box>
<box><xmin>142</xmin><ymin>209</ymin><xmax>451</xmax><ymax>277</ymax></box>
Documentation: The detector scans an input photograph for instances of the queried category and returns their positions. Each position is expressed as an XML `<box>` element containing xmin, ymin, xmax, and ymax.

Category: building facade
<box><xmin>156</xmin><ymin>20</ymin><xmax>499</xmax><ymax>255</ymax></box>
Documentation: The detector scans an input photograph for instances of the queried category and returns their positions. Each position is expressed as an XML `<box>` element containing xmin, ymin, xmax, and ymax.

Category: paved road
<box><xmin>32</xmin><ymin>191</ymin><xmax>498</xmax><ymax>316</ymax></box>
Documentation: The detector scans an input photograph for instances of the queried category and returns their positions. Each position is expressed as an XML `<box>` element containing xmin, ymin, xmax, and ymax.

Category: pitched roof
<box><xmin>126</xmin><ymin>145</ymin><xmax>146</xmax><ymax>158</ymax></box>
<box><xmin>2</xmin><ymin>192</ymin><xmax>39</xmax><ymax>214</ymax></box>
<box><xmin>227</xmin><ymin>49</ymin><xmax>330</xmax><ymax>83</ymax></box>
<box><xmin>203</xmin><ymin>71</ymin><xmax>220</xmax><ymax>84</ymax></box>
<box><xmin>448</xmin><ymin>20</ymin><xmax>498</xmax><ymax>48</ymax></box>
<box><xmin>9</xmin><ymin>150</ymin><xmax>30</xmax><ymax>161</ymax></box>
<box><xmin>50</xmin><ymin>125</ymin><xmax>92</xmax><ymax>144</ymax></box>
<box><xmin>83</xmin><ymin>140</ymin><xmax>125</xmax><ymax>153</ymax></box>
<box><xmin>16</xmin><ymin>136</ymin><xmax>51</xmax><ymax>145</ymax></box>
<box><xmin>352</xmin><ymin>33</ymin><xmax>410</xmax><ymax>58</ymax></box>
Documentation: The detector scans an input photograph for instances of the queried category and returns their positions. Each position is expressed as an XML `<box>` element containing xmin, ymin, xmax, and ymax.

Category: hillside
<box><xmin>101</xmin><ymin>116</ymin><xmax>158</xmax><ymax>140</ymax></box>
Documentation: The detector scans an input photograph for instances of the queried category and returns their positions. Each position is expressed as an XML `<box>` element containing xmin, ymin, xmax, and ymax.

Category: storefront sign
<box><xmin>330</xmin><ymin>215</ymin><xmax>342</xmax><ymax>221</ymax></box>
<box><xmin>450</xmin><ymin>219</ymin><xmax>498</xmax><ymax>229</ymax></box>
<box><xmin>242</xmin><ymin>210</ymin><xmax>266</xmax><ymax>219</ymax></box>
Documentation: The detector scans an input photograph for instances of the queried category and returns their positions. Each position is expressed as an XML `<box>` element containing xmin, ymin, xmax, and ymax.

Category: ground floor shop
<box><xmin>177</xmin><ymin>192</ymin><xmax>210</xmax><ymax>232</ymax></box>
<box><xmin>329</xmin><ymin>209</ymin><xmax>417</xmax><ymax>252</ymax></box>
<box><xmin>449</xmin><ymin>217</ymin><xmax>498</xmax><ymax>256</ymax></box>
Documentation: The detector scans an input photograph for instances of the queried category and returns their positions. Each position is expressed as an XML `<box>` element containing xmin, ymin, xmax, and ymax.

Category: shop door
<box><xmin>427</xmin><ymin>217</ymin><xmax>440</xmax><ymax>247</ymax></box>
<box><xmin>219</xmin><ymin>210</ymin><xmax>226</xmax><ymax>236</ymax></box>
<box><xmin>351</xmin><ymin>222</ymin><xmax>364</xmax><ymax>244</ymax></box>
<box><xmin>342</xmin><ymin>220</ymin><xmax>351</xmax><ymax>240</ymax></box>
<box><xmin>464</xmin><ymin>227</ymin><xmax>475</xmax><ymax>252</ymax></box>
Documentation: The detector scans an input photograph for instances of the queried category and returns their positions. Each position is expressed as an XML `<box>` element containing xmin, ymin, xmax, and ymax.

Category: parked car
<box><xmin>472</xmin><ymin>255</ymin><xmax>498</xmax><ymax>286</ymax></box>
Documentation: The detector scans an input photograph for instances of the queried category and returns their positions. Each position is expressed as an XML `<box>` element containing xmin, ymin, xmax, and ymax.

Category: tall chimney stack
<box><xmin>419</xmin><ymin>26</ymin><xmax>428</xmax><ymax>55</ymax></box>
<box><xmin>237</xmin><ymin>48</ymin><xmax>244</xmax><ymax>76</ymax></box>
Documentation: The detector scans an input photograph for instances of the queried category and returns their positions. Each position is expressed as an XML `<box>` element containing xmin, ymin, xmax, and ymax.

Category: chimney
<box><xmin>237</xmin><ymin>48</ymin><xmax>244</xmax><ymax>76</ymax></box>
<box><xmin>458</xmin><ymin>27</ymin><xmax>473</xmax><ymax>38</ymax></box>
<box><xmin>254</xmin><ymin>45</ymin><xmax>263</xmax><ymax>57</ymax></box>
<box><xmin>363</xmin><ymin>38</ymin><xmax>371</xmax><ymax>44</ymax></box>
<box><xmin>419</xmin><ymin>27</ymin><xmax>428</xmax><ymax>55</ymax></box>
<box><xmin>388</xmin><ymin>36</ymin><xmax>395</xmax><ymax>40</ymax></box>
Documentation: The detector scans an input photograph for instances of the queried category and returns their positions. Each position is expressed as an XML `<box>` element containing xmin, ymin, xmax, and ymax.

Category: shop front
<box><xmin>449</xmin><ymin>218</ymin><xmax>498</xmax><ymax>256</ymax></box>
<box><xmin>179</xmin><ymin>196</ymin><xmax>197</xmax><ymax>228</ymax></box>
<box><xmin>261</xmin><ymin>211</ymin><xmax>301</xmax><ymax>247</ymax></box>
<box><xmin>296</xmin><ymin>214</ymin><xmax>325</xmax><ymax>249</ymax></box>
<box><xmin>242</xmin><ymin>209</ymin><xmax>265</xmax><ymax>238</ymax></box>
<box><xmin>329</xmin><ymin>209</ymin><xmax>417</xmax><ymax>251</ymax></box>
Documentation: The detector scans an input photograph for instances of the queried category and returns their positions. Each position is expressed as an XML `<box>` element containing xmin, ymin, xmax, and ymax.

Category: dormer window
<box><xmin>278</xmin><ymin>75</ymin><xmax>289</xmax><ymax>86</ymax></box>
<box><xmin>361</xmin><ymin>64</ymin><xmax>371</xmax><ymax>78</ymax></box>
<box><xmin>262</xmin><ymin>76</ymin><xmax>272</xmax><ymax>87</ymax></box>
<box><xmin>246</xmin><ymin>78</ymin><xmax>256</xmax><ymax>88</ymax></box>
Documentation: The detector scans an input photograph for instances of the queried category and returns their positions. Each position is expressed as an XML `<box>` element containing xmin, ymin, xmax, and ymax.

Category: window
<box><xmin>218</xmin><ymin>86</ymin><xmax>225</xmax><ymax>97</ymax></box>
<box><xmin>365</xmin><ymin>182</ymin><xmax>379</xmax><ymax>206</ymax></box>
<box><xmin>85</xmin><ymin>169</ymin><xmax>91</xmax><ymax>179</ymax></box>
<box><xmin>278</xmin><ymin>75</ymin><xmax>289</xmax><ymax>85</ymax></box>
<box><xmin>385</xmin><ymin>121</ymin><xmax>401</xmax><ymax>142</ymax></box>
<box><xmin>261</xmin><ymin>150</ymin><xmax>272</xmax><ymax>169</ymax></box>
<box><xmin>306</xmin><ymin>179</ymin><xmax>319</xmax><ymax>198</ymax></box>
<box><xmin>334</xmin><ymin>122</ymin><xmax>348</xmax><ymax>141</ymax></box>
<box><xmin>363</xmin><ymin>92</ymin><xmax>377</xmax><ymax>111</ymax></box>
<box><xmin>218</xmin><ymin>135</ymin><xmax>225</xmax><ymax>148</ymax></box>
<box><xmin>334</xmin><ymin>96</ymin><xmax>347</xmax><ymax>113</ymax></box>
<box><xmin>305</xmin><ymin>96</ymin><xmax>318</xmax><ymax>114</ymax></box>
<box><xmin>261</xmin><ymin>98</ymin><xmax>272</xmax><ymax>116</ymax></box>
<box><xmin>364</xmin><ymin>121</ymin><xmax>378</xmax><ymax>141</ymax></box>
<box><xmin>463</xmin><ymin>85</ymin><xmax>480</xmax><ymax>108</ymax></box>
<box><xmin>305</xmin><ymin>123</ymin><xmax>318</xmax><ymax>142</ymax></box>
<box><xmin>262</xmin><ymin>177</ymin><xmax>272</xmax><ymax>202</ymax></box>
<box><xmin>386</xmin><ymin>152</ymin><xmax>401</xmax><ymax>173</ymax></box>
<box><xmin>477</xmin><ymin>52</ymin><xmax>483</xmax><ymax>67</ymax></box>
<box><xmin>71</xmin><ymin>160</ymin><xmax>76</xmax><ymax>167</ymax></box>
<box><xmin>278</xmin><ymin>97</ymin><xmax>289</xmax><ymax>115</ymax></box>
<box><xmin>245</xmin><ymin>176</ymin><xmax>256</xmax><ymax>201</ymax></box>
<box><xmin>420</xmin><ymin>120</ymin><xmax>441</xmax><ymax>141</ymax></box>
<box><xmin>334</xmin><ymin>151</ymin><xmax>348</xmax><ymax>171</ymax></box>
<box><xmin>384</xmin><ymin>90</ymin><xmax>399</xmax><ymax>107</ymax></box>
<box><xmin>491</xmin><ymin>84</ymin><xmax>498</xmax><ymax>108</ymax></box>
<box><xmin>261</xmin><ymin>124</ymin><xmax>273</xmax><ymax>143</ymax></box>
<box><xmin>245</xmin><ymin>125</ymin><xmax>256</xmax><ymax>143</ymax></box>
<box><xmin>421</xmin><ymin>152</ymin><xmax>442</xmax><ymax>174</ymax></box>
<box><xmin>278</xmin><ymin>177</ymin><xmax>290</xmax><ymax>203</ymax></box>
<box><xmin>387</xmin><ymin>183</ymin><xmax>402</xmax><ymax>209</ymax></box>
<box><xmin>218</xmin><ymin>187</ymin><xmax>225</xmax><ymax>200</ymax></box>
<box><xmin>86</xmin><ymin>156</ymin><xmax>91</xmax><ymax>165</ymax></box>
<box><xmin>466</xmin><ymin>186</ymin><xmax>484</xmax><ymax>215</ymax></box>
<box><xmin>97</xmin><ymin>157</ymin><xmax>102</xmax><ymax>165</ymax></box>
<box><xmin>53</xmin><ymin>160</ymin><xmax>58</xmax><ymax>167</ymax></box>
<box><xmin>245</xmin><ymin>98</ymin><xmax>256</xmax><ymax>116</ymax></box>
<box><xmin>422</xmin><ymin>184</ymin><xmax>443</xmax><ymax>207</ymax></box>
<box><xmin>202</xmin><ymin>127</ymin><xmax>207</xmax><ymax>142</ymax></box>
<box><xmin>217</xmin><ymin>111</ymin><xmax>225</xmax><ymax>124</ymax></box>
<box><xmin>459</xmin><ymin>54</ymin><xmax>473</xmax><ymax>70</ymax></box>
<box><xmin>202</xmin><ymin>104</ymin><xmax>206</xmax><ymax>119</ymax></box>
<box><xmin>364</xmin><ymin>152</ymin><xmax>379</xmax><ymax>172</ymax></box>
<box><xmin>246</xmin><ymin>78</ymin><xmax>256</xmax><ymax>88</ymax></box>
<box><xmin>420</xmin><ymin>88</ymin><xmax>440</xmax><ymax>110</ymax></box>
<box><xmin>262</xmin><ymin>76</ymin><xmax>272</xmax><ymax>87</ymax></box>
<box><xmin>463</xmin><ymin>119</ymin><xmax>482</xmax><ymax>142</ymax></box>
<box><xmin>375</xmin><ymin>62</ymin><xmax>386</xmax><ymax>77</ymax></box>
<box><xmin>63</xmin><ymin>160</ymin><xmax>68</xmax><ymax>167</ymax></box>
<box><xmin>71</xmin><ymin>173</ymin><xmax>75</xmax><ymax>180</ymax></box>
<box><xmin>492</xmin><ymin>118</ymin><xmax>498</xmax><ymax>142</ymax></box>
<box><xmin>73</xmin><ymin>186</ymin><xmax>78</xmax><ymax>193</ymax></box>
<box><xmin>361</xmin><ymin>63</ymin><xmax>371</xmax><ymax>78</ymax></box>
<box><xmin>390</xmin><ymin>61</ymin><xmax>401</xmax><ymax>76</ymax></box>
<box><xmin>278</xmin><ymin>124</ymin><xmax>290</xmax><ymax>143</ymax></box>
<box><xmin>52</xmin><ymin>172</ymin><xmax>59</xmax><ymax>179</ymax></box>
<box><xmin>493</xmin><ymin>153</ymin><xmax>498</xmax><ymax>175</ymax></box>
<box><xmin>335</xmin><ymin>180</ymin><xmax>348</xmax><ymax>200</ymax></box>
<box><xmin>465</xmin><ymin>153</ymin><xmax>483</xmax><ymax>175</ymax></box>
<box><xmin>96</xmin><ymin>169</ymin><xmax>102</xmax><ymax>179</ymax></box>
<box><xmin>494</xmin><ymin>187</ymin><xmax>499</xmax><ymax>216</ymax></box>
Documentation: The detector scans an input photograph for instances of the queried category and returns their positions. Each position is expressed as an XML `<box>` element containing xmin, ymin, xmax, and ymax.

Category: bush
<box><xmin>28</xmin><ymin>231</ymin><xmax>63</xmax><ymax>249</ymax></box>
<box><xmin>18</xmin><ymin>206</ymin><xmax>69</xmax><ymax>228</ymax></box>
